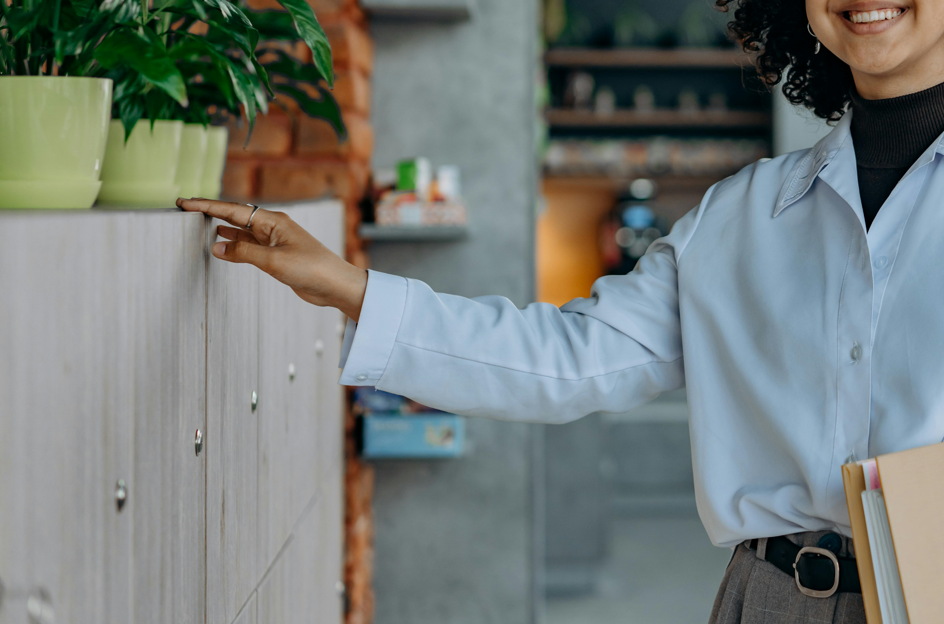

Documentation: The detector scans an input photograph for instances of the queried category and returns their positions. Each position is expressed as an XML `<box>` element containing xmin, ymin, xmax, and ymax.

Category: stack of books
<box><xmin>842</xmin><ymin>442</ymin><xmax>944</xmax><ymax>623</ymax></box>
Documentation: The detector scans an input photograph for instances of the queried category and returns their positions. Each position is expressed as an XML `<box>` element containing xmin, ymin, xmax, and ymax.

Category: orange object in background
<box><xmin>537</xmin><ymin>178</ymin><xmax>616</xmax><ymax>306</ymax></box>
<box><xmin>537</xmin><ymin>175</ymin><xmax>713</xmax><ymax>307</ymax></box>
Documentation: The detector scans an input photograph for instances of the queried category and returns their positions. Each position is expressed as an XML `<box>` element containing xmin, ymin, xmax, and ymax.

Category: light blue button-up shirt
<box><xmin>338</xmin><ymin>112</ymin><xmax>944</xmax><ymax>547</ymax></box>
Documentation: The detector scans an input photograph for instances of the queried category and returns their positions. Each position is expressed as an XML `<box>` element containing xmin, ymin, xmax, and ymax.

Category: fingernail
<box><xmin>212</xmin><ymin>242</ymin><xmax>226</xmax><ymax>257</ymax></box>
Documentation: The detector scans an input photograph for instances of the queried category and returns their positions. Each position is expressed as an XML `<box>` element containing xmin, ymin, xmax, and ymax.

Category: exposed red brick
<box><xmin>325</xmin><ymin>21</ymin><xmax>374</xmax><ymax>76</ymax></box>
<box><xmin>227</xmin><ymin>112</ymin><xmax>293</xmax><ymax>157</ymax></box>
<box><xmin>331</xmin><ymin>70</ymin><xmax>371</xmax><ymax>116</ymax></box>
<box><xmin>296</xmin><ymin>113</ymin><xmax>373</xmax><ymax>161</ymax></box>
<box><xmin>258</xmin><ymin>159</ymin><xmax>357</xmax><ymax>202</ymax></box>
<box><xmin>221</xmin><ymin>158</ymin><xmax>260</xmax><ymax>201</ymax></box>
<box><xmin>259</xmin><ymin>39</ymin><xmax>312</xmax><ymax>65</ymax></box>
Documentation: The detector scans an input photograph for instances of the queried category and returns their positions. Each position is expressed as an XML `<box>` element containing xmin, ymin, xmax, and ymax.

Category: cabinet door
<box><xmin>206</xmin><ymin>217</ymin><xmax>260</xmax><ymax>624</ymax></box>
<box><xmin>312</xmin><ymin>201</ymin><xmax>345</xmax><ymax>624</ymax></box>
<box><xmin>0</xmin><ymin>213</ymin><xmax>134</xmax><ymax>624</ymax></box>
<box><xmin>256</xmin><ymin>485</ymin><xmax>323</xmax><ymax>624</ymax></box>
<box><xmin>311</xmin><ymin>201</ymin><xmax>346</xmax><ymax>489</ymax></box>
<box><xmin>317</xmin><ymin>464</ymin><xmax>345</xmax><ymax>624</ymax></box>
<box><xmin>128</xmin><ymin>212</ymin><xmax>208</xmax><ymax>624</ymax></box>
<box><xmin>233</xmin><ymin>592</ymin><xmax>256</xmax><ymax>624</ymax></box>
<box><xmin>257</xmin><ymin>205</ymin><xmax>326</xmax><ymax>571</ymax></box>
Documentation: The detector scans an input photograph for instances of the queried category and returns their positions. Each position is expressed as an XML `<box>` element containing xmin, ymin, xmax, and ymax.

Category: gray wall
<box><xmin>367</xmin><ymin>0</ymin><xmax>541</xmax><ymax>622</ymax></box>
<box><xmin>772</xmin><ymin>86</ymin><xmax>832</xmax><ymax>157</ymax></box>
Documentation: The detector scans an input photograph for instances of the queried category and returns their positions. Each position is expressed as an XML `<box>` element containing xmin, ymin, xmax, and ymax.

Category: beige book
<box><xmin>843</xmin><ymin>441</ymin><xmax>944</xmax><ymax>624</ymax></box>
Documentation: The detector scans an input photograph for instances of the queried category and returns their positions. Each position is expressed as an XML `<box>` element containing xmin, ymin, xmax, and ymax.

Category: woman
<box><xmin>179</xmin><ymin>0</ymin><xmax>944</xmax><ymax>621</ymax></box>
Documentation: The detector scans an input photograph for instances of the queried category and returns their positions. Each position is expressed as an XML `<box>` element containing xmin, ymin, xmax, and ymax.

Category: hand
<box><xmin>177</xmin><ymin>198</ymin><xmax>368</xmax><ymax>321</ymax></box>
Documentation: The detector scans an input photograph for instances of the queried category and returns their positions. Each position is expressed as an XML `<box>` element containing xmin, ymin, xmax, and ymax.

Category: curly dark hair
<box><xmin>716</xmin><ymin>0</ymin><xmax>854</xmax><ymax>122</ymax></box>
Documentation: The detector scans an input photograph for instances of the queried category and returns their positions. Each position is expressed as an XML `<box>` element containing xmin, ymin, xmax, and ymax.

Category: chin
<box><xmin>841</xmin><ymin>44</ymin><xmax>909</xmax><ymax>76</ymax></box>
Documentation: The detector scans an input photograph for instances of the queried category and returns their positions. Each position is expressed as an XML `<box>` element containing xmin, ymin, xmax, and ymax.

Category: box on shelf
<box><xmin>354</xmin><ymin>388</ymin><xmax>465</xmax><ymax>459</ymax></box>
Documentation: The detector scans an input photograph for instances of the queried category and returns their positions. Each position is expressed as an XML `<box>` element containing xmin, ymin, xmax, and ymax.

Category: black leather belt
<box><xmin>749</xmin><ymin>534</ymin><xmax>861</xmax><ymax>598</ymax></box>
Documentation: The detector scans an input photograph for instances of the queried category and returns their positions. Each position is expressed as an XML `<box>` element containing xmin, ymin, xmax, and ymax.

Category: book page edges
<box><xmin>876</xmin><ymin>442</ymin><xmax>944</xmax><ymax>624</ymax></box>
<box><xmin>842</xmin><ymin>461</ymin><xmax>883</xmax><ymax>624</ymax></box>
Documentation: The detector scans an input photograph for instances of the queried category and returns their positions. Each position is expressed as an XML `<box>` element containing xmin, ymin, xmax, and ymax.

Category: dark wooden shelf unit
<box><xmin>544</xmin><ymin>47</ymin><xmax>753</xmax><ymax>69</ymax></box>
<box><xmin>545</xmin><ymin>108</ymin><xmax>771</xmax><ymax>129</ymax></box>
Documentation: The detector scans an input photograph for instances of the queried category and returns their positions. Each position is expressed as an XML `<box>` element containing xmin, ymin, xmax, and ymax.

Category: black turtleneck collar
<box><xmin>850</xmin><ymin>81</ymin><xmax>944</xmax><ymax>168</ymax></box>
<box><xmin>849</xmin><ymin>81</ymin><xmax>944</xmax><ymax>229</ymax></box>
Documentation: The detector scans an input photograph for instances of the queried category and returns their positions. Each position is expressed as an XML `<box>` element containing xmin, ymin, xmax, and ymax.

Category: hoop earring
<box><xmin>807</xmin><ymin>22</ymin><xmax>822</xmax><ymax>54</ymax></box>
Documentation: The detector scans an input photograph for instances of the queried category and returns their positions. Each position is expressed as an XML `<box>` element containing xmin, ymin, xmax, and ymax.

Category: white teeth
<box><xmin>849</xmin><ymin>8</ymin><xmax>902</xmax><ymax>23</ymax></box>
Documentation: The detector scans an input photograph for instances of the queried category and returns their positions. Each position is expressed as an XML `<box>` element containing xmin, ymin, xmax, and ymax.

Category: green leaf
<box><xmin>272</xmin><ymin>0</ymin><xmax>333</xmax><ymax>88</ymax></box>
<box><xmin>251</xmin><ymin>56</ymin><xmax>274</xmax><ymax>97</ymax></box>
<box><xmin>276</xmin><ymin>82</ymin><xmax>345</xmax><ymax>138</ymax></box>
<box><xmin>246</xmin><ymin>9</ymin><xmax>298</xmax><ymax>40</ymax></box>
<box><xmin>95</xmin><ymin>27</ymin><xmax>188</xmax><ymax>106</ymax></box>
<box><xmin>260</xmin><ymin>48</ymin><xmax>323</xmax><ymax>83</ymax></box>
<box><xmin>201</xmin><ymin>0</ymin><xmax>252</xmax><ymax>28</ymax></box>
<box><xmin>117</xmin><ymin>94</ymin><xmax>146</xmax><ymax>141</ymax></box>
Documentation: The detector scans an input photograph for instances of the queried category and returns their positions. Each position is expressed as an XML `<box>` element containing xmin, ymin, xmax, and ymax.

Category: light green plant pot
<box><xmin>98</xmin><ymin>119</ymin><xmax>183</xmax><ymax>208</ymax></box>
<box><xmin>201</xmin><ymin>126</ymin><xmax>229</xmax><ymax>200</ymax></box>
<box><xmin>175</xmin><ymin>124</ymin><xmax>209</xmax><ymax>200</ymax></box>
<box><xmin>0</xmin><ymin>77</ymin><xmax>112</xmax><ymax>210</ymax></box>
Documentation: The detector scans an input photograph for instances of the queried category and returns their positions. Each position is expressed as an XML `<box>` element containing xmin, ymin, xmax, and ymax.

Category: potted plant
<box><xmin>186</xmin><ymin>4</ymin><xmax>348</xmax><ymax>200</ymax></box>
<box><xmin>0</xmin><ymin>0</ymin><xmax>189</xmax><ymax>209</ymax></box>
<box><xmin>97</xmin><ymin>0</ymin><xmax>343</xmax><ymax>207</ymax></box>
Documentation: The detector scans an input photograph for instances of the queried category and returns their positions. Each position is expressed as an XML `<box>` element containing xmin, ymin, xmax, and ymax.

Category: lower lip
<box><xmin>841</xmin><ymin>9</ymin><xmax>907</xmax><ymax>35</ymax></box>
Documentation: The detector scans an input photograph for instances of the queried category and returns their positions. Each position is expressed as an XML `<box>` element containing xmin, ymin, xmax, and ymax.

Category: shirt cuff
<box><xmin>337</xmin><ymin>270</ymin><xmax>408</xmax><ymax>386</ymax></box>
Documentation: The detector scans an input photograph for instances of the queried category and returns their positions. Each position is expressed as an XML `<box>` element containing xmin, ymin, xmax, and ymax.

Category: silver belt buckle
<box><xmin>793</xmin><ymin>546</ymin><xmax>840</xmax><ymax>598</ymax></box>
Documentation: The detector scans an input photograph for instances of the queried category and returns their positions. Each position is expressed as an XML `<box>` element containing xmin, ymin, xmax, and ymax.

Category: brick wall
<box><xmin>223</xmin><ymin>2</ymin><xmax>376</xmax><ymax>622</ymax></box>
<box><xmin>224</xmin><ymin>0</ymin><xmax>373</xmax><ymax>272</ymax></box>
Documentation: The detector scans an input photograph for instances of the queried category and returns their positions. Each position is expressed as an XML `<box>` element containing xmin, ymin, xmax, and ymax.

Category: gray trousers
<box><xmin>709</xmin><ymin>531</ymin><xmax>867</xmax><ymax>624</ymax></box>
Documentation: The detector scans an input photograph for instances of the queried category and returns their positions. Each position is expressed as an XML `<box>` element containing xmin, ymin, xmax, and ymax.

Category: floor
<box><xmin>545</xmin><ymin>515</ymin><xmax>733</xmax><ymax>624</ymax></box>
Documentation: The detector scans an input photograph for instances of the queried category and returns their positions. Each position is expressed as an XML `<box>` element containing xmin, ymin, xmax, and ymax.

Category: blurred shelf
<box><xmin>545</xmin><ymin>47</ymin><xmax>752</xmax><ymax>69</ymax></box>
<box><xmin>546</xmin><ymin>108</ymin><xmax>771</xmax><ymax>129</ymax></box>
<box><xmin>542</xmin><ymin>173</ymin><xmax>724</xmax><ymax>195</ymax></box>
<box><xmin>362</xmin><ymin>0</ymin><xmax>472</xmax><ymax>21</ymax></box>
<box><xmin>359</xmin><ymin>224</ymin><xmax>469</xmax><ymax>241</ymax></box>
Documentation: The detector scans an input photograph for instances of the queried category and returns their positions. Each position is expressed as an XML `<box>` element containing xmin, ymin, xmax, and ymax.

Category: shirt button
<box><xmin>355</xmin><ymin>373</ymin><xmax>369</xmax><ymax>382</ymax></box>
<box><xmin>850</xmin><ymin>344</ymin><xmax>862</xmax><ymax>362</ymax></box>
<box><xmin>874</xmin><ymin>256</ymin><xmax>888</xmax><ymax>270</ymax></box>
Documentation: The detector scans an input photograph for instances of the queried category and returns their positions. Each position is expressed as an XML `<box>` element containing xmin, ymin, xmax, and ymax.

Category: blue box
<box><xmin>361</xmin><ymin>413</ymin><xmax>465</xmax><ymax>459</ymax></box>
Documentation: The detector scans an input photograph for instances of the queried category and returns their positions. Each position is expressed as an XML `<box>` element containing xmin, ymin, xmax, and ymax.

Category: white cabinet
<box><xmin>0</xmin><ymin>200</ymin><xmax>344</xmax><ymax>624</ymax></box>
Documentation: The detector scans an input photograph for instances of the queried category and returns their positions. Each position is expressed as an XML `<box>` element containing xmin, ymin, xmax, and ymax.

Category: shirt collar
<box><xmin>774</xmin><ymin>113</ymin><xmax>852</xmax><ymax>218</ymax></box>
<box><xmin>774</xmin><ymin>110</ymin><xmax>944</xmax><ymax>218</ymax></box>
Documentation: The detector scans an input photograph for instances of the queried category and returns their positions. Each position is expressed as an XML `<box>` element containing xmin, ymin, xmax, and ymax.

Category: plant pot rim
<box><xmin>0</xmin><ymin>76</ymin><xmax>113</xmax><ymax>84</ymax></box>
<box><xmin>110</xmin><ymin>118</ymin><xmax>185</xmax><ymax>128</ymax></box>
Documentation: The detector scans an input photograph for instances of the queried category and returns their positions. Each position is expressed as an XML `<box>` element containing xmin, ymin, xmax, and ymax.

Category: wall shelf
<box><xmin>545</xmin><ymin>108</ymin><xmax>770</xmax><ymax>130</ymax></box>
<box><xmin>362</xmin><ymin>0</ymin><xmax>473</xmax><ymax>21</ymax></box>
<box><xmin>545</xmin><ymin>47</ymin><xmax>752</xmax><ymax>69</ymax></box>
<box><xmin>359</xmin><ymin>224</ymin><xmax>469</xmax><ymax>241</ymax></box>
<box><xmin>543</xmin><ymin>173</ymin><xmax>725</xmax><ymax>193</ymax></box>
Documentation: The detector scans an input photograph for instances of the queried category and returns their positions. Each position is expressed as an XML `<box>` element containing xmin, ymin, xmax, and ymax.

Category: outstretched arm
<box><xmin>179</xmin><ymin>196</ymin><xmax>700</xmax><ymax>424</ymax></box>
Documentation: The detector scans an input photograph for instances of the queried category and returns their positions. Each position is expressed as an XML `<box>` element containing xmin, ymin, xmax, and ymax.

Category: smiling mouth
<box><xmin>843</xmin><ymin>7</ymin><xmax>905</xmax><ymax>24</ymax></box>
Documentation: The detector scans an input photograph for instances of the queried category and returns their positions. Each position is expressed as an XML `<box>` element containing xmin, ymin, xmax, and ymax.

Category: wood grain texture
<box><xmin>257</xmin><ymin>205</ymin><xmax>328</xmax><ymax>573</ymax></box>
<box><xmin>232</xmin><ymin>591</ymin><xmax>257</xmax><ymax>624</ymax></box>
<box><xmin>0</xmin><ymin>200</ymin><xmax>343</xmax><ymax>624</ymax></box>
<box><xmin>128</xmin><ymin>212</ymin><xmax>208</xmax><ymax>624</ymax></box>
<box><xmin>311</xmin><ymin>201</ymin><xmax>346</xmax><ymax>492</ymax></box>
<box><xmin>318</xmin><ymin>461</ymin><xmax>345</xmax><ymax>624</ymax></box>
<box><xmin>257</xmin><ymin>490</ymin><xmax>332</xmax><ymax>624</ymax></box>
<box><xmin>0</xmin><ymin>212</ymin><xmax>131</xmax><ymax>624</ymax></box>
<box><xmin>206</xmin><ymin>217</ymin><xmax>261</xmax><ymax>624</ymax></box>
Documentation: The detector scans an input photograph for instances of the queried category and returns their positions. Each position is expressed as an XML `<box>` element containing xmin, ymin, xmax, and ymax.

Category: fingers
<box><xmin>217</xmin><ymin>224</ymin><xmax>259</xmax><ymax>244</ymax></box>
<box><xmin>177</xmin><ymin>197</ymin><xmax>268</xmax><ymax>230</ymax></box>
<box><xmin>211</xmin><ymin>239</ymin><xmax>272</xmax><ymax>269</ymax></box>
